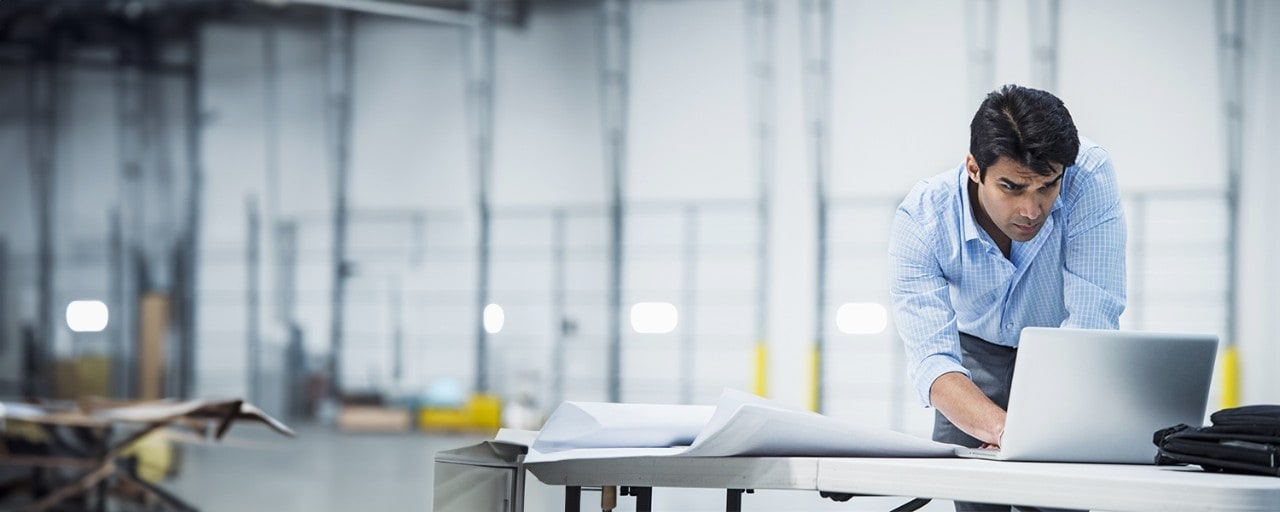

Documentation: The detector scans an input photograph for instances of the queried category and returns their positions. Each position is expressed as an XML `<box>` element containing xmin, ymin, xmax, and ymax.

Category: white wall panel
<box><xmin>1</xmin><ymin>0</ymin><xmax>1277</xmax><ymax>427</ymax></box>
<box><xmin>349</xmin><ymin>17</ymin><xmax>469</xmax><ymax>211</ymax></box>
<box><xmin>493</xmin><ymin>0</ymin><xmax>605</xmax><ymax>207</ymax></box>
<box><xmin>629</xmin><ymin>0</ymin><xmax>752</xmax><ymax>202</ymax></box>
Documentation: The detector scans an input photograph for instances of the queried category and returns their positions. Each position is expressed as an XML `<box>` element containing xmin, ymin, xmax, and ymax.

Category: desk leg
<box><xmin>726</xmin><ymin>489</ymin><xmax>742</xmax><ymax>512</ymax></box>
<box><xmin>636</xmin><ymin>486</ymin><xmax>652</xmax><ymax>512</ymax></box>
<box><xmin>622</xmin><ymin>486</ymin><xmax>653</xmax><ymax>512</ymax></box>
<box><xmin>565</xmin><ymin>486</ymin><xmax>580</xmax><ymax>512</ymax></box>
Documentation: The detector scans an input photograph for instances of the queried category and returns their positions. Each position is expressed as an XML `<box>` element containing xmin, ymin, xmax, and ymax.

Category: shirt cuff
<box><xmin>914</xmin><ymin>353</ymin><xmax>970</xmax><ymax>408</ymax></box>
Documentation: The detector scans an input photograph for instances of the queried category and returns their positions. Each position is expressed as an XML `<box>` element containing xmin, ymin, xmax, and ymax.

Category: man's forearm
<box><xmin>929</xmin><ymin>372</ymin><xmax>1007</xmax><ymax>446</ymax></box>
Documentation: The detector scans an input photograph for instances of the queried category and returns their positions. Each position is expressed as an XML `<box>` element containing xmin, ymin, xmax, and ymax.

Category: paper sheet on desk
<box><xmin>523</xmin><ymin>389</ymin><xmax>956</xmax><ymax>463</ymax></box>
<box><xmin>531</xmin><ymin>402</ymin><xmax>715</xmax><ymax>453</ymax></box>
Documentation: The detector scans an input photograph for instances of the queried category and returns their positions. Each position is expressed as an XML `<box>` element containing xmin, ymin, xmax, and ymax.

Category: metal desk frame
<box><xmin>524</xmin><ymin>456</ymin><xmax>1280</xmax><ymax>512</ymax></box>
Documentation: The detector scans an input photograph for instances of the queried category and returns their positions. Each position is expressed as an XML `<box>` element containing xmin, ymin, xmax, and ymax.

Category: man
<box><xmin>888</xmin><ymin>84</ymin><xmax>1125</xmax><ymax>512</ymax></box>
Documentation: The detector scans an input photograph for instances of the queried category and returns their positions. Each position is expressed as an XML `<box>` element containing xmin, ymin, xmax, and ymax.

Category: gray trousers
<box><xmin>932</xmin><ymin>333</ymin><xmax>1081</xmax><ymax>512</ymax></box>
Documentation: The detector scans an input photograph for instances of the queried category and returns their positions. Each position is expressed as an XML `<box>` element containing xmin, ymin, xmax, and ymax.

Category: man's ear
<box><xmin>965</xmin><ymin>154</ymin><xmax>982</xmax><ymax>184</ymax></box>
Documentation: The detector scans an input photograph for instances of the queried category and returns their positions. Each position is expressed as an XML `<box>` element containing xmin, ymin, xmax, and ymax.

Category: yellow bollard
<box><xmin>809</xmin><ymin>343</ymin><xmax>821</xmax><ymax>412</ymax></box>
<box><xmin>1221</xmin><ymin>345</ymin><xmax>1240</xmax><ymax>409</ymax></box>
<box><xmin>753</xmin><ymin>341</ymin><xmax>768</xmax><ymax>398</ymax></box>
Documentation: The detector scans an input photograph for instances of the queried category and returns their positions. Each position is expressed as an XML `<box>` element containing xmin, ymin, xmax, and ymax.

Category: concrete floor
<box><xmin>163</xmin><ymin>423</ymin><xmax>959</xmax><ymax>511</ymax></box>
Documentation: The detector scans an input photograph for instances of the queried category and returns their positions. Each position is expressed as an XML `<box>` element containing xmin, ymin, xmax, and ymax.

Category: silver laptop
<box><xmin>955</xmin><ymin>327</ymin><xmax>1218</xmax><ymax>464</ymax></box>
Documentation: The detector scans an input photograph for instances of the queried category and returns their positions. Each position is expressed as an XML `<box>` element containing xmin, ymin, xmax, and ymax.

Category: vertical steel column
<box><xmin>141</xmin><ymin>38</ymin><xmax>176</xmax><ymax>296</ymax></box>
<box><xmin>276</xmin><ymin>222</ymin><xmax>298</xmax><ymax>329</ymax></box>
<box><xmin>551</xmin><ymin>209</ymin><xmax>566</xmax><ymax>406</ymax></box>
<box><xmin>800</xmin><ymin>0</ymin><xmax>831</xmax><ymax>413</ymax></box>
<box><xmin>1215</xmin><ymin>0</ymin><xmax>1244</xmax><ymax>408</ymax></box>
<box><xmin>680</xmin><ymin>206</ymin><xmax>699</xmax><ymax>404</ymax></box>
<box><xmin>27</xmin><ymin>57</ymin><xmax>57</xmax><ymax>397</ymax></box>
<box><xmin>0</xmin><ymin>239</ymin><xmax>7</xmax><ymax>359</ymax></box>
<box><xmin>179</xmin><ymin>30</ymin><xmax>204</xmax><ymax>399</ymax></box>
<box><xmin>278</xmin><ymin>220</ymin><xmax>300</xmax><ymax>410</ymax></box>
<box><xmin>408</xmin><ymin>213</ymin><xmax>426</xmax><ymax>268</ymax></box>
<box><xmin>116</xmin><ymin>52</ymin><xmax>144</xmax><ymax>399</ymax></box>
<box><xmin>744</xmin><ymin>0</ymin><xmax>776</xmax><ymax>398</ymax></box>
<box><xmin>325</xmin><ymin>9</ymin><xmax>354</xmax><ymax>397</ymax></box>
<box><xmin>599</xmin><ymin>0</ymin><xmax>630</xmax><ymax>404</ymax></box>
<box><xmin>247</xmin><ymin>198</ymin><xmax>261</xmax><ymax>405</ymax></box>
<box><xmin>966</xmin><ymin>0</ymin><xmax>998</xmax><ymax>101</ymax></box>
<box><xmin>466</xmin><ymin>0</ymin><xmax>496</xmax><ymax>394</ymax></box>
<box><xmin>126</xmin><ymin>66</ymin><xmax>147</xmax><ymax>311</ymax></box>
<box><xmin>109</xmin><ymin>211</ymin><xmax>127</xmax><ymax>397</ymax></box>
<box><xmin>263</xmin><ymin>22</ymin><xmax>282</xmax><ymax>331</ymax></box>
<box><xmin>1028</xmin><ymin>0</ymin><xmax>1060</xmax><ymax>92</ymax></box>
<box><xmin>391</xmin><ymin>278</ymin><xmax>403</xmax><ymax>390</ymax></box>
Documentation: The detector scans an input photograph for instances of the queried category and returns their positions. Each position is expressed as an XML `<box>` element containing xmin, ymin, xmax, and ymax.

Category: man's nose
<box><xmin>1017</xmin><ymin>196</ymin><xmax>1042</xmax><ymax>221</ymax></box>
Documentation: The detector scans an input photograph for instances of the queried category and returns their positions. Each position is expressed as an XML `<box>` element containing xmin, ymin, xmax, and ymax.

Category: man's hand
<box><xmin>929</xmin><ymin>372</ymin><xmax>1006</xmax><ymax>446</ymax></box>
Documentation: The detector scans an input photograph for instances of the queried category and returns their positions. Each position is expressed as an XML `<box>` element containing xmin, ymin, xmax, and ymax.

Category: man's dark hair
<box><xmin>969</xmin><ymin>84</ymin><xmax>1079</xmax><ymax>181</ymax></box>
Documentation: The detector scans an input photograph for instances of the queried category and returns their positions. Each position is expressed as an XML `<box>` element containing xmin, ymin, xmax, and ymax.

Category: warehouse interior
<box><xmin>0</xmin><ymin>0</ymin><xmax>1278</xmax><ymax>510</ymax></box>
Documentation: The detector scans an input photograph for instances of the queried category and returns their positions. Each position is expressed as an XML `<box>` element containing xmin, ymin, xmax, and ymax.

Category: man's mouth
<box><xmin>1012</xmin><ymin>222</ymin><xmax>1038</xmax><ymax>235</ymax></box>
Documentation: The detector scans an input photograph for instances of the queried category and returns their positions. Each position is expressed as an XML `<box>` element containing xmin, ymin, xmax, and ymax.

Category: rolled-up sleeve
<box><xmin>1060</xmin><ymin>148</ymin><xmax>1127</xmax><ymax>329</ymax></box>
<box><xmin>888</xmin><ymin>208</ymin><xmax>967</xmax><ymax>407</ymax></box>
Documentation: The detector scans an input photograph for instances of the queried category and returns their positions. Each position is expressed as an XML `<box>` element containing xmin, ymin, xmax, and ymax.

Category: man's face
<box><xmin>967</xmin><ymin>155</ymin><xmax>1064</xmax><ymax>243</ymax></box>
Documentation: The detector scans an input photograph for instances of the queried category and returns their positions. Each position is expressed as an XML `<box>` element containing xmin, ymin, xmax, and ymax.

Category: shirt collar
<box><xmin>957</xmin><ymin>164</ymin><xmax>983</xmax><ymax>243</ymax></box>
<box><xmin>957</xmin><ymin>162</ymin><xmax>1068</xmax><ymax>244</ymax></box>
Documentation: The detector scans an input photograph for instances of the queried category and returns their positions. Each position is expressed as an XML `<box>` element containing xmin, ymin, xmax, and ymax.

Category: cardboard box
<box><xmin>138</xmin><ymin>293</ymin><xmax>169</xmax><ymax>400</ymax></box>
<box><xmin>337</xmin><ymin>405</ymin><xmax>412</xmax><ymax>433</ymax></box>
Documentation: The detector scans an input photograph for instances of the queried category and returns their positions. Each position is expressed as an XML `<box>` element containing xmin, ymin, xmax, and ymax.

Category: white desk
<box><xmin>527</xmin><ymin>456</ymin><xmax>824</xmax><ymax>512</ymax></box>
<box><xmin>819</xmin><ymin>458</ymin><xmax>1280</xmax><ymax>511</ymax></box>
<box><xmin>525</xmin><ymin>456</ymin><xmax>1280</xmax><ymax>512</ymax></box>
<box><xmin>527</xmin><ymin>457</ymin><xmax>819</xmax><ymax>491</ymax></box>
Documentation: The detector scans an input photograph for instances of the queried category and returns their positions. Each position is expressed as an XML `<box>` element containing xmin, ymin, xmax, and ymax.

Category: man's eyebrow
<box><xmin>998</xmin><ymin>177</ymin><xmax>1028</xmax><ymax>190</ymax></box>
<box><xmin>1043</xmin><ymin>173</ymin><xmax>1064</xmax><ymax>187</ymax></box>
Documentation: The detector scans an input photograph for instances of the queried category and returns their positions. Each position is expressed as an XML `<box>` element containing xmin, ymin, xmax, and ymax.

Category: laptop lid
<box><xmin>994</xmin><ymin>327</ymin><xmax>1218</xmax><ymax>464</ymax></box>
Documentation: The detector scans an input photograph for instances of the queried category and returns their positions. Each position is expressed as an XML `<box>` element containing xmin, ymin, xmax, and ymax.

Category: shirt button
<box><xmin>1006</xmin><ymin>323</ymin><xmax>1014</xmax><ymax>329</ymax></box>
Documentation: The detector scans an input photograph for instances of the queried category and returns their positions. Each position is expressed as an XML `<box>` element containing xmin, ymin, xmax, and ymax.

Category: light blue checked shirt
<box><xmin>888</xmin><ymin>138</ymin><xmax>1126</xmax><ymax>407</ymax></box>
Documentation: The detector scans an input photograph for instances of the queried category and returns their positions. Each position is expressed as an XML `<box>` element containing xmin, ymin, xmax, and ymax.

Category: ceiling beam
<box><xmin>270</xmin><ymin>0</ymin><xmax>471</xmax><ymax>26</ymax></box>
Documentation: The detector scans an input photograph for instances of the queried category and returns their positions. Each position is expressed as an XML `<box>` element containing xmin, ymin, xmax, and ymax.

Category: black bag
<box><xmin>1153</xmin><ymin>404</ymin><xmax>1280</xmax><ymax>476</ymax></box>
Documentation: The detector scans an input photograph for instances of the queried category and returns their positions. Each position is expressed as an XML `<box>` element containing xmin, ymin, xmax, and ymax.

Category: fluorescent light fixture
<box><xmin>66</xmin><ymin>300</ymin><xmax>109</xmax><ymax>333</ymax></box>
<box><xmin>483</xmin><ymin>303</ymin><xmax>505</xmax><ymax>334</ymax></box>
<box><xmin>836</xmin><ymin>302</ymin><xmax>888</xmax><ymax>335</ymax></box>
<box><xmin>630</xmin><ymin>302</ymin><xmax>678</xmax><ymax>334</ymax></box>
